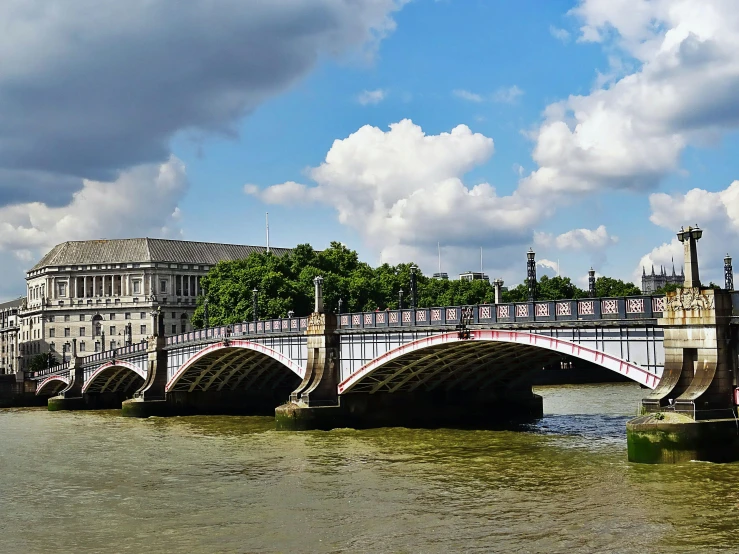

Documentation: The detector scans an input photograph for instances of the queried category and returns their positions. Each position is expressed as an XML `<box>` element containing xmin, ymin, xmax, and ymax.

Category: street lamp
<box><xmin>287</xmin><ymin>310</ymin><xmax>295</xmax><ymax>319</ymax></box>
<box><xmin>252</xmin><ymin>288</ymin><xmax>259</xmax><ymax>322</ymax></box>
<box><xmin>588</xmin><ymin>268</ymin><xmax>596</xmax><ymax>298</ymax></box>
<box><xmin>338</xmin><ymin>298</ymin><xmax>343</xmax><ymax>314</ymax></box>
<box><xmin>527</xmin><ymin>248</ymin><xmax>537</xmax><ymax>302</ymax></box>
<box><xmin>398</xmin><ymin>288</ymin><xmax>404</xmax><ymax>310</ymax></box>
<box><xmin>409</xmin><ymin>266</ymin><xmax>418</xmax><ymax>309</ymax></box>
<box><xmin>725</xmin><ymin>254</ymin><xmax>734</xmax><ymax>291</ymax></box>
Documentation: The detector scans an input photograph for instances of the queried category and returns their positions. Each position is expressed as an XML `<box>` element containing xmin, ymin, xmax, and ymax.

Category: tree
<box><xmin>655</xmin><ymin>282</ymin><xmax>679</xmax><ymax>295</ymax></box>
<box><xmin>594</xmin><ymin>276</ymin><xmax>641</xmax><ymax>297</ymax></box>
<box><xmin>536</xmin><ymin>275</ymin><xmax>587</xmax><ymax>300</ymax></box>
<box><xmin>27</xmin><ymin>353</ymin><xmax>53</xmax><ymax>372</ymax></box>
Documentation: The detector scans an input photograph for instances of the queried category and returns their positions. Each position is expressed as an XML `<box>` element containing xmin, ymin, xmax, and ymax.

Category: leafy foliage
<box><xmin>27</xmin><ymin>353</ymin><xmax>53</xmax><ymax>372</ymax></box>
<box><xmin>192</xmin><ymin>242</ymin><xmax>646</xmax><ymax>328</ymax></box>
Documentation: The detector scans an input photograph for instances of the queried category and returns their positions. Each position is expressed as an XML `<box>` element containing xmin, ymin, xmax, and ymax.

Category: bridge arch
<box><xmin>35</xmin><ymin>375</ymin><xmax>70</xmax><ymax>396</ymax></box>
<box><xmin>339</xmin><ymin>329</ymin><xmax>660</xmax><ymax>395</ymax></box>
<box><xmin>166</xmin><ymin>340</ymin><xmax>304</xmax><ymax>394</ymax></box>
<box><xmin>82</xmin><ymin>361</ymin><xmax>146</xmax><ymax>395</ymax></box>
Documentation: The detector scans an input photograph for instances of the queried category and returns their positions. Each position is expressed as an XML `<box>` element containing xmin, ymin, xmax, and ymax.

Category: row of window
<box><xmin>47</xmin><ymin>312</ymin><xmax>190</xmax><ymax>323</ymax></box>
<box><xmin>50</xmin><ymin>325</ymin><xmax>148</xmax><ymax>338</ymax></box>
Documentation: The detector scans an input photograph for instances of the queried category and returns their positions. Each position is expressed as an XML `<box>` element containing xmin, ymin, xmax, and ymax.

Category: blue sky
<box><xmin>1</xmin><ymin>0</ymin><xmax>739</xmax><ymax>299</ymax></box>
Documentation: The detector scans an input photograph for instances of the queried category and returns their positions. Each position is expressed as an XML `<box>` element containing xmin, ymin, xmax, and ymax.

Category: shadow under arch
<box><xmin>35</xmin><ymin>375</ymin><xmax>70</xmax><ymax>396</ymax></box>
<box><xmin>335</xmin><ymin>330</ymin><xmax>659</xmax><ymax>429</ymax></box>
<box><xmin>82</xmin><ymin>360</ymin><xmax>146</xmax><ymax>397</ymax></box>
<box><xmin>164</xmin><ymin>340</ymin><xmax>304</xmax><ymax>415</ymax></box>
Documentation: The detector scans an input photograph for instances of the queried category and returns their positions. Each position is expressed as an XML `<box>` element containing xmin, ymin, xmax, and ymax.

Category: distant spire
<box><xmin>651</xmin><ymin>264</ymin><xmax>655</xmax><ymax>276</ymax></box>
<box><xmin>671</xmin><ymin>257</ymin><xmax>676</xmax><ymax>277</ymax></box>
<box><xmin>642</xmin><ymin>266</ymin><xmax>646</xmax><ymax>276</ymax></box>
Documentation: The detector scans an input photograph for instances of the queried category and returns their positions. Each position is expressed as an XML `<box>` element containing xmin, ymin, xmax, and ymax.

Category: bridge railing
<box><xmin>338</xmin><ymin>295</ymin><xmax>666</xmax><ymax>330</ymax></box>
<box><xmin>32</xmin><ymin>361</ymin><xmax>70</xmax><ymax>379</ymax></box>
<box><xmin>82</xmin><ymin>341</ymin><xmax>148</xmax><ymax>364</ymax></box>
<box><xmin>165</xmin><ymin>317</ymin><xmax>309</xmax><ymax>346</ymax></box>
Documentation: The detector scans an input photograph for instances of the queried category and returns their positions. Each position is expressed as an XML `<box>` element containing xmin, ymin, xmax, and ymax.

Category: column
<box><xmin>93</xmin><ymin>275</ymin><xmax>97</xmax><ymax>297</ymax></box>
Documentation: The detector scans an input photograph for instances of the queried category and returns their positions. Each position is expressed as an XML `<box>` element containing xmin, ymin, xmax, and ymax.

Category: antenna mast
<box><xmin>480</xmin><ymin>246</ymin><xmax>483</xmax><ymax>274</ymax></box>
<box><xmin>266</xmin><ymin>212</ymin><xmax>270</xmax><ymax>253</ymax></box>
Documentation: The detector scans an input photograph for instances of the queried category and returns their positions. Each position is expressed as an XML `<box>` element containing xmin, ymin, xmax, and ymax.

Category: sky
<box><xmin>2</xmin><ymin>0</ymin><xmax>739</xmax><ymax>300</ymax></box>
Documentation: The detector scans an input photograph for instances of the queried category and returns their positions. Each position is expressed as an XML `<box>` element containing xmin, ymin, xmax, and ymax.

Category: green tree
<box><xmin>27</xmin><ymin>353</ymin><xmax>53</xmax><ymax>372</ymax></box>
<box><xmin>594</xmin><ymin>276</ymin><xmax>641</xmax><ymax>297</ymax></box>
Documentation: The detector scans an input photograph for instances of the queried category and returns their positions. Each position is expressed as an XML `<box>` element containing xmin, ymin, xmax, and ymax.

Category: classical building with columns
<box><xmin>17</xmin><ymin>238</ymin><xmax>289</xmax><ymax>368</ymax></box>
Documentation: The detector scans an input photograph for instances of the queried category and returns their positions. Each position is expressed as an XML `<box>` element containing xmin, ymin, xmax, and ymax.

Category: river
<box><xmin>1</xmin><ymin>383</ymin><xmax>738</xmax><ymax>553</ymax></box>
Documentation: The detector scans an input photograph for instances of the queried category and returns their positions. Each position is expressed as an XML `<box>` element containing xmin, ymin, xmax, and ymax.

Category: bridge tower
<box><xmin>627</xmin><ymin>225</ymin><xmax>739</xmax><ymax>463</ymax></box>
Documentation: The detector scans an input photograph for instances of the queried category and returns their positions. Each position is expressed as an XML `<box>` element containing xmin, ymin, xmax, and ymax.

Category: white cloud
<box><xmin>635</xmin><ymin>180</ymin><xmax>739</xmax><ymax>283</ymax></box>
<box><xmin>453</xmin><ymin>89</ymin><xmax>484</xmax><ymax>103</ymax></box>
<box><xmin>0</xmin><ymin>157</ymin><xmax>187</xmax><ymax>255</ymax></box>
<box><xmin>250</xmin><ymin>120</ymin><xmax>555</xmax><ymax>272</ymax></box>
<box><xmin>492</xmin><ymin>85</ymin><xmax>524</xmax><ymax>104</ymax></box>
<box><xmin>535</xmin><ymin>225</ymin><xmax>618</xmax><ymax>250</ymax></box>
<box><xmin>357</xmin><ymin>89</ymin><xmax>387</xmax><ymax>105</ymax></box>
<box><xmin>537</xmin><ymin>258</ymin><xmax>560</xmax><ymax>275</ymax></box>
<box><xmin>550</xmin><ymin>25</ymin><xmax>571</xmax><ymax>43</ymax></box>
<box><xmin>523</xmin><ymin>0</ymin><xmax>739</xmax><ymax>197</ymax></box>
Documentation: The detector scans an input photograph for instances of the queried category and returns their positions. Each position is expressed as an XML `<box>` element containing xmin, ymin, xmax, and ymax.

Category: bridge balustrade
<box><xmin>32</xmin><ymin>361</ymin><xmax>70</xmax><ymax>379</ymax></box>
<box><xmin>337</xmin><ymin>296</ymin><xmax>665</xmax><ymax>329</ymax></box>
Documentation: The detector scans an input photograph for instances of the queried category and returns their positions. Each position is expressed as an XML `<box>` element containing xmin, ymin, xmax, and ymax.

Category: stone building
<box><xmin>0</xmin><ymin>298</ymin><xmax>22</xmax><ymax>375</ymax></box>
<box><xmin>18</xmin><ymin>238</ymin><xmax>289</xmax><ymax>368</ymax></box>
<box><xmin>641</xmin><ymin>263</ymin><xmax>684</xmax><ymax>294</ymax></box>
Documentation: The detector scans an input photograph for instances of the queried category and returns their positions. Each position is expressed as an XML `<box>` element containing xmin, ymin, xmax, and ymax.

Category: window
<box><xmin>110</xmin><ymin>340</ymin><xmax>116</xmax><ymax>350</ymax></box>
<box><xmin>79</xmin><ymin>327</ymin><xmax>85</xmax><ymax>337</ymax></box>
<box><xmin>160</xmin><ymin>280</ymin><xmax>167</xmax><ymax>293</ymax></box>
<box><xmin>49</xmin><ymin>315</ymin><xmax>55</xmax><ymax>322</ymax></box>
<box><xmin>171</xmin><ymin>312</ymin><xmax>176</xmax><ymax>319</ymax></box>
<box><xmin>49</xmin><ymin>342</ymin><xmax>55</xmax><ymax>352</ymax></box>
<box><xmin>58</xmin><ymin>282</ymin><xmax>67</xmax><ymax>297</ymax></box>
<box><xmin>140</xmin><ymin>312</ymin><xmax>146</xmax><ymax>319</ymax></box>
<box><xmin>109</xmin><ymin>313</ymin><xmax>115</xmax><ymax>320</ymax></box>
<box><xmin>132</xmin><ymin>280</ymin><xmax>141</xmax><ymax>294</ymax></box>
<box><xmin>171</xmin><ymin>325</ymin><xmax>177</xmax><ymax>335</ymax></box>
<box><xmin>79</xmin><ymin>314</ymin><xmax>85</xmax><ymax>321</ymax></box>
<box><xmin>49</xmin><ymin>328</ymin><xmax>55</xmax><ymax>338</ymax></box>
<box><xmin>64</xmin><ymin>328</ymin><xmax>70</xmax><ymax>337</ymax></box>
<box><xmin>140</xmin><ymin>325</ymin><xmax>147</xmax><ymax>335</ymax></box>
<box><xmin>79</xmin><ymin>342</ymin><xmax>86</xmax><ymax>352</ymax></box>
<box><xmin>94</xmin><ymin>341</ymin><xmax>100</xmax><ymax>352</ymax></box>
<box><xmin>176</xmin><ymin>276</ymin><xmax>182</xmax><ymax>296</ymax></box>
<box><xmin>110</xmin><ymin>326</ymin><xmax>116</xmax><ymax>335</ymax></box>
<box><xmin>125</xmin><ymin>313</ymin><xmax>131</xmax><ymax>320</ymax></box>
<box><xmin>64</xmin><ymin>315</ymin><xmax>70</xmax><ymax>322</ymax></box>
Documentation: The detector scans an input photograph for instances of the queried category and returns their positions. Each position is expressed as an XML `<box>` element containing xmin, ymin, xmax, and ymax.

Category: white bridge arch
<box><xmin>36</xmin><ymin>375</ymin><xmax>70</xmax><ymax>396</ymax></box>
<box><xmin>82</xmin><ymin>360</ymin><xmax>147</xmax><ymax>394</ymax></box>
<box><xmin>338</xmin><ymin>329</ymin><xmax>660</xmax><ymax>395</ymax></box>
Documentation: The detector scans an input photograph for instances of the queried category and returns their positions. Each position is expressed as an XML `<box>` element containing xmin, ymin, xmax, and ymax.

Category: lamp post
<box><xmin>252</xmin><ymin>288</ymin><xmax>259</xmax><ymax>322</ymax></box>
<box><xmin>338</xmin><ymin>298</ymin><xmax>343</xmax><ymax>314</ymax></box>
<box><xmin>398</xmin><ymin>288</ymin><xmax>404</xmax><ymax>310</ymax></box>
<box><xmin>725</xmin><ymin>253</ymin><xmax>734</xmax><ymax>291</ymax></box>
<box><xmin>588</xmin><ymin>268</ymin><xmax>596</xmax><ymax>298</ymax></box>
<box><xmin>409</xmin><ymin>265</ymin><xmax>418</xmax><ymax>309</ymax></box>
<box><xmin>287</xmin><ymin>310</ymin><xmax>294</xmax><ymax>319</ymax></box>
<box><xmin>677</xmin><ymin>224</ymin><xmax>703</xmax><ymax>288</ymax></box>
<box><xmin>313</xmin><ymin>276</ymin><xmax>324</xmax><ymax>314</ymax></box>
<box><xmin>527</xmin><ymin>248</ymin><xmax>537</xmax><ymax>302</ymax></box>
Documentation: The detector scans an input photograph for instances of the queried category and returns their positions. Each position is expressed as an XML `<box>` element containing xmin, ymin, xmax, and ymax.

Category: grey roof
<box><xmin>0</xmin><ymin>298</ymin><xmax>23</xmax><ymax>310</ymax></box>
<box><xmin>31</xmin><ymin>238</ymin><xmax>291</xmax><ymax>271</ymax></box>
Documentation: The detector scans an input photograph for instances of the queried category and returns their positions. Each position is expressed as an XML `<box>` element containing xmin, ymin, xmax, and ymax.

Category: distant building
<box><xmin>17</xmin><ymin>238</ymin><xmax>290</xmax><ymax>369</ymax></box>
<box><xmin>432</xmin><ymin>272</ymin><xmax>449</xmax><ymax>280</ymax></box>
<box><xmin>0</xmin><ymin>298</ymin><xmax>22</xmax><ymax>375</ymax></box>
<box><xmin>641</xmin><ymin>263</ymin><xmax>684</xmax><ymax>294</ymax></box>
<box><xmin>459</xmin><ymin>271</ymin><xmax>490</xmax><ymax>283</ymax></box>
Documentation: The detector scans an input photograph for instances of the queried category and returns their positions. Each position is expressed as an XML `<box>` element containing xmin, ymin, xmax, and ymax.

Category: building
<box><xmin>641</xmin><ymin>264</ymin><xmax>684</xmax><ymax>294</ymax></box>
<box><xmin>0</xmin><ymin>299</ymin><xmax>22</xmax><ymax>375</ymax></box>
<box><xmin>458</xmin><ymin>271</ymin><xmax>490</xmax><ymax>283</ymax></box>
<box><xmin>18</xmin><ymin>238</ymin><xmax>290</xmax><ymax>368</ymax></box>
<box><xmin>432</xmin><ymin>272</ymin><xmax>449</xmax><ymax>280</ymax></box>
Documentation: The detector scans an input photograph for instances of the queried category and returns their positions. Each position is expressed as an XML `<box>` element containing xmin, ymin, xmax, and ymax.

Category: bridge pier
<box><xmin>48</xmin><ymin>345</ymin><xmax>87</xmax><ymax>411</ymax></box>
<box><xmin>628</xmin><ymin>226</ymin><xmax>739</xmax><ymax>463</ymax></box>
<box><xmin>121</xmin><ymin>334</ymin><xmax>169</xmax><ymax>418</ymax></box>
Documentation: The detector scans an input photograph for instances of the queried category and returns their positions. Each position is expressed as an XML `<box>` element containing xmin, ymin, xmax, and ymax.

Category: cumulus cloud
<box><xmin>550</xmin><ymin>26</ymin><xmax>571</xmax><ymax>43</ymax></box>
<box><xmin>535</xmin><ymin>225</ymin><xmax>618</xmax><ymax>250</ymax></box>
<box><xmin>357</xmin><ymin>89</ymin><xmax>387</xmax><ymax>105</ymax></box>
<box><xmin>453</xmin><ymin>89</ymin><xmax>484</xmax><ymax>103</ymax></box>
<box><xmin>250</xmin><ymin>119</ymin><xmax>554</xmax><ymax>269</ymax></box>
<box><xmin>635</xmin><ymin>181</ymin><xmax>739</xmax><ymax>283</ymax></box>
<box><xmin>523</xmin><ymin>0</ymin><xmax>739</xmax><ymax>196</ymax></box>
<box><xmin>492</xmin><ymin>85</ymin><xmax>524</xmax><ymax>104</ymax></box>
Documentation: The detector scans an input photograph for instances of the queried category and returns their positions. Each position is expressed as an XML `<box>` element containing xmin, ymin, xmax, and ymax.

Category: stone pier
<box><xmin>627</xmin><ymin>225</ymin><xmax>739</xmax><ymax>463</ymax></box>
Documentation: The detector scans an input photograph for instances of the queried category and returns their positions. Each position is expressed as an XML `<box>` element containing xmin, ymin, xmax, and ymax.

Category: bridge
<box><xmin>19</xmin><ymin>225</ymin><xmax>739</xmax><ymax>462</ymax></box>
<box><xmin>30</xmin><ymin>291</ymin><xmax>669</xmax><ymax>421</ymax></box>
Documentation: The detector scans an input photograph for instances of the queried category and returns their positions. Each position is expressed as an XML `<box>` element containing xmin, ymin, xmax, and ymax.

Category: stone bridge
<box><xmin>30</xmin><ymin>293</ymin><xmax>671</xmax><ymax>421</ymax></box>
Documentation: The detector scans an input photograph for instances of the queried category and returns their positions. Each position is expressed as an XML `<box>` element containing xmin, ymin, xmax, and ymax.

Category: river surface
<box><xmin>1</xmin><ymin>383</ymin><xmax>738</xmax><ymax>553</ymax></box>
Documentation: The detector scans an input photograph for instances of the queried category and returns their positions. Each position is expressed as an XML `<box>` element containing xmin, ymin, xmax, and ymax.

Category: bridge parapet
<box><xmin>339</xmin><ymin>296</ymin><xmax>665</xmax><ymax>329</ymax></box>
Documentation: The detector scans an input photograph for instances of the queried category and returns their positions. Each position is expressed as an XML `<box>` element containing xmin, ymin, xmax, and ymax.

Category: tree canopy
<box><xmin>192</xmin><ymin>242</ymin><xmax>646</xmax><ymax>328</ymax></box>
